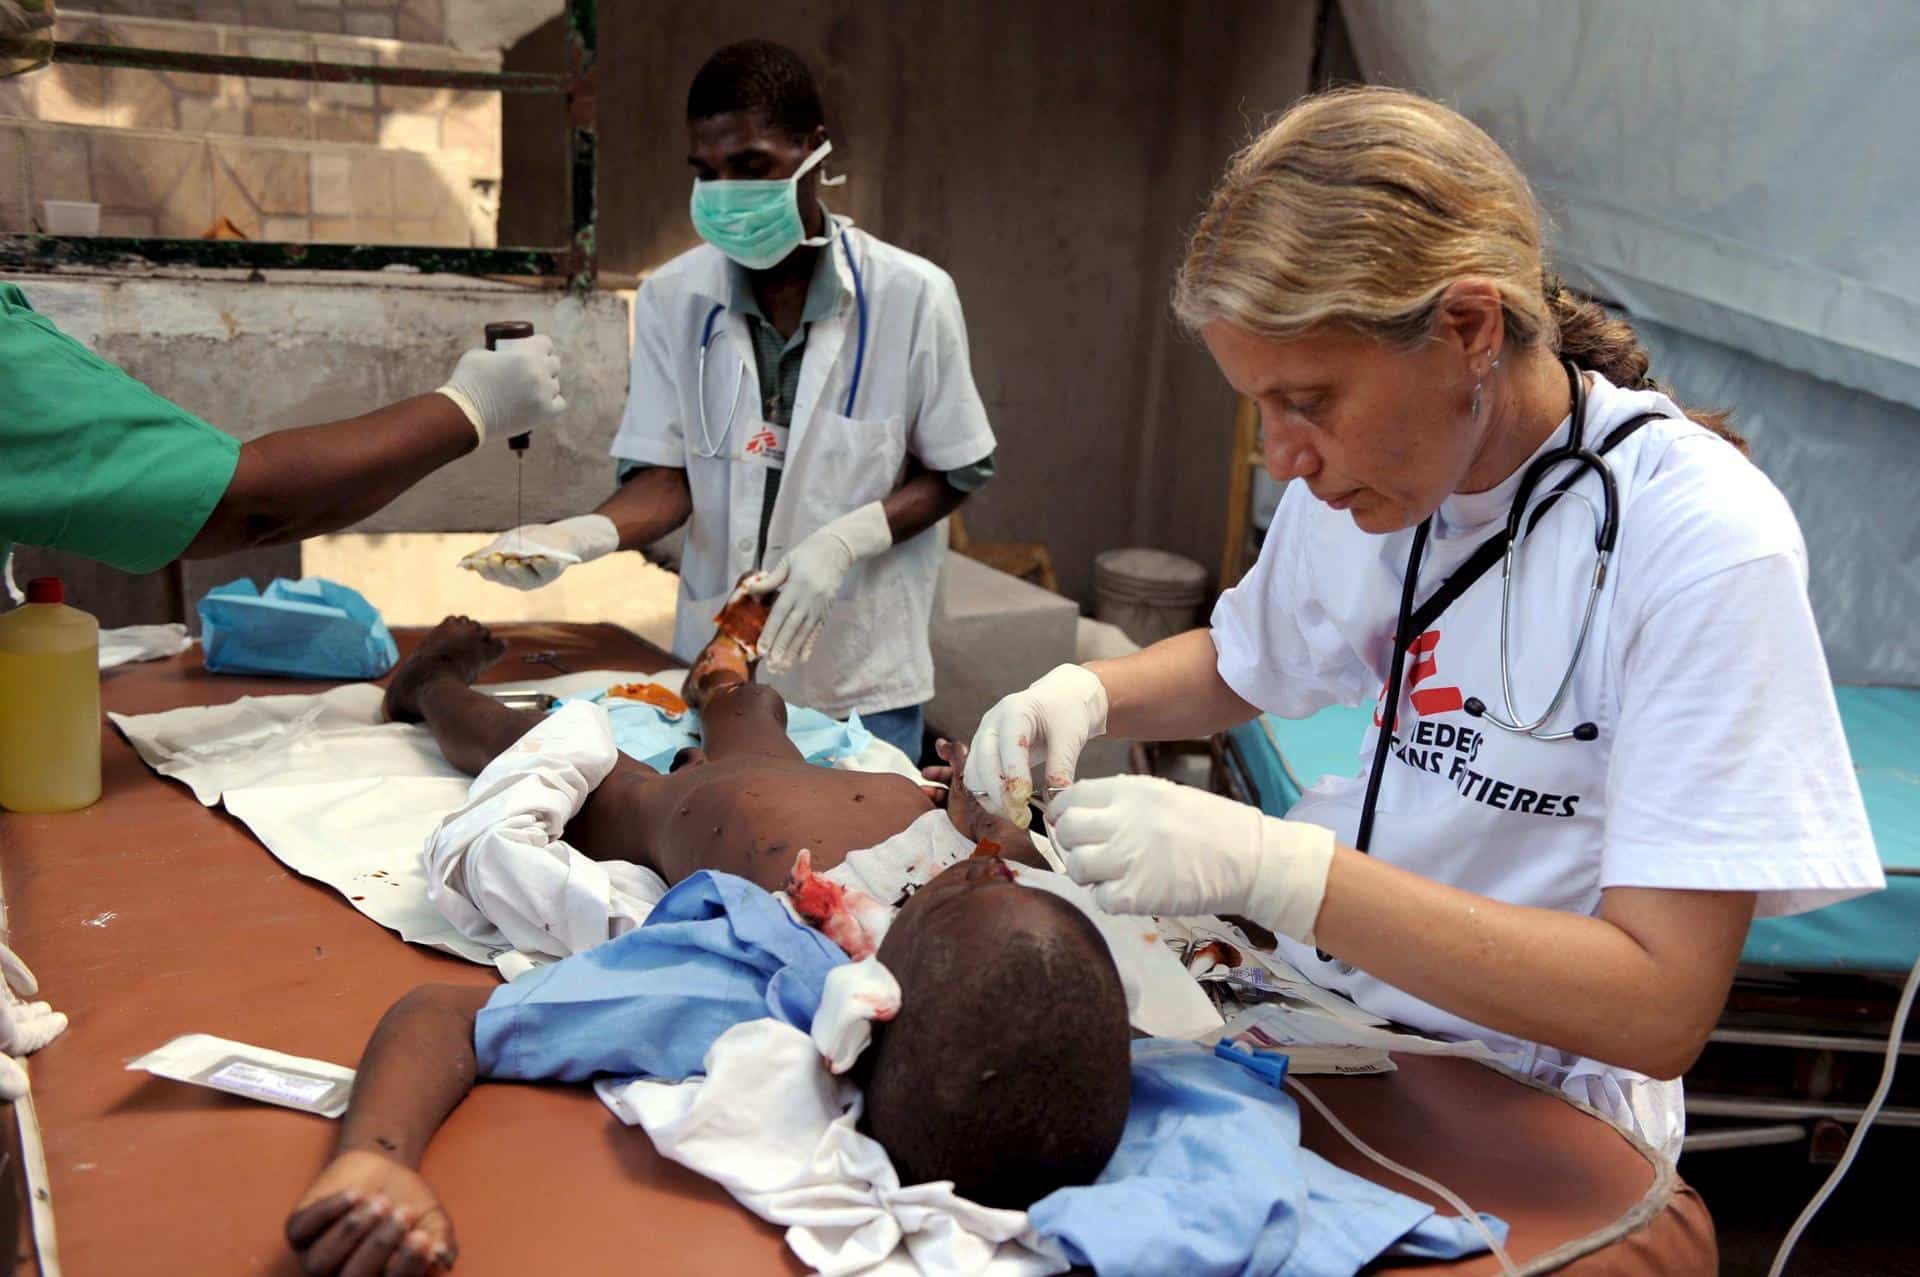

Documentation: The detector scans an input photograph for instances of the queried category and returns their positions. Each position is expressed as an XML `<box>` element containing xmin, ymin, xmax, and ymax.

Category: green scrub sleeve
<box><xmin>0</xmin><ymin>283</ymin><xmax>241</xmax><ymax>575</ymax></box>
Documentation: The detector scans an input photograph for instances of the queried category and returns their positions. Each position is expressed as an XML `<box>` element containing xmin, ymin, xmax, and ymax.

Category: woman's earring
<box><xmin>1472</xmin><ymin>378</ymin><xmax>1484</xmax><ymax>419</ymax></box>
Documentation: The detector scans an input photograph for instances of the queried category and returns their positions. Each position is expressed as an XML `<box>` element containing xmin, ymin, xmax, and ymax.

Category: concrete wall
<box><xmin>502</xmin><ymin>2</ymin><xmax>1316</xmax><ymax>606</ymax></box>
<box><xmin>7</xmin><ymin>268</ymin><xmax>629</xmax><ymax>625</ymax></box>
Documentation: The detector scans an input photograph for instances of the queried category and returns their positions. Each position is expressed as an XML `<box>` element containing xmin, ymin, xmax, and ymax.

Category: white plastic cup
<box><xmin>41</xmin><ymin>200</ymin><xmax>101</xmax><ymax>235</ymax></box>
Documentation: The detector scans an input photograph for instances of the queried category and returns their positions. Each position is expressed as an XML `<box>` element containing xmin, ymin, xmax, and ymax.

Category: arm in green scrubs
<box><xmin>0</xmin><ymin>283</ymin><xmax>240</xmax><ymax>574</ymax></box>
<box><xmin>0</xmin><ymin>281</ymin><xmax>563</xmax><ymax>591</ymax></box>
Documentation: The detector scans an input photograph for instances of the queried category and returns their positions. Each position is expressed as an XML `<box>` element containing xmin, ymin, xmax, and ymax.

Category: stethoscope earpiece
<box><xmin>1463</xmin><ymin>697</ymin><xmax>1486</xmax><ymax>718</ymax></box>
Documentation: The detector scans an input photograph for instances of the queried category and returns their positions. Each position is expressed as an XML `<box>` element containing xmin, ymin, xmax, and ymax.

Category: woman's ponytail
<box><xmin>1545</xmin><ymin>275</ymin><xmax>1746</xmax><ymax>453</ymax></box>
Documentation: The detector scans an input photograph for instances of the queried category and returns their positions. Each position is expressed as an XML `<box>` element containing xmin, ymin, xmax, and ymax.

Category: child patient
<box><xmin>283</xmin><ymin>617</ymin><xmax>1133</xmax><ymax>1276</ymax></box>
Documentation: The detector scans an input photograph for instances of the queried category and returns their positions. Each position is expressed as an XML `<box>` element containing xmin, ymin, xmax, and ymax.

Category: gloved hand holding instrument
<box><xmin>1047</xmin><ymin>776</ymin><xmax>1336</xmax><ymax>945</ymax></box>
<box><xmin>450</xmin><ymin>320</ymin><xmax>608</xmax><ymax>588</ymax></box>
<box><xmin>434</xmin><ymin>322</ymin><xmax>564</xmax><ymax>448</ymax></box>
<box><xmin>966</xmin><ymin>658</ymin><xmax>1334</xmax><ymax>942</ymax></box>
<box><xmin>963</xmin><ymin>663</ymin><xmax>1111</xmax><ymax>828</ymax></box>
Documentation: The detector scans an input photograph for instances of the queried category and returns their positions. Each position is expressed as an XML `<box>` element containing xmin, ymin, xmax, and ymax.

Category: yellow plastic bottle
<box><xmin>0</xmin><ymin>577</ymin><xmax>102</xmax><ymax>813</ymax></box>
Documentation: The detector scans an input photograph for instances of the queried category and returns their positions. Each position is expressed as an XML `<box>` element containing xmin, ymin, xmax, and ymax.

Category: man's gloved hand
<box><xmin>0</xmin><ymin>942</ymin><xmax>67</xmax><ymax>1100</ymax></box>
<box><xmin>435</xmin><ymin>334</ymin><xmax>565</xmax><ymax>444</ymax></box>
<box><xmin>1050</xmin><ymin>775</ymin><xmax>1336</xmax><ymax>944</ymax></box>
<box><xmin>746</xmin><ymin>502</ymin><xmax>892</xmax><ymax>673</ymax></box>
<box><xmin>963</xmin><ymin>664</ymin><xmax>1110</xmax><ymax>828</ymax></box>
<box><xmin>458</xmin><ymin>514</ymin><xmax>619</xmax><ymax>590</ymax></box>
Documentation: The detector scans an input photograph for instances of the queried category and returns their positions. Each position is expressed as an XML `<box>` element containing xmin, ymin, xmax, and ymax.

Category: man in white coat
<box><xmin>464</xmin><ymin>40</ymin><xmax>997</xmax><ymax>761</ymax></box>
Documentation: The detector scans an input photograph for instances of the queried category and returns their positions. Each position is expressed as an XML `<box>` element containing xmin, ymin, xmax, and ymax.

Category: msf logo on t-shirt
<box><xmin>1374</xmin><ymin>629</ymin><xmax>1462</xmax><ymax>727</ymax></box>
<box><xmin>1376</xmin><ymin>629</ymin><xmax>1584</xmax><ymax>819</ymax></box>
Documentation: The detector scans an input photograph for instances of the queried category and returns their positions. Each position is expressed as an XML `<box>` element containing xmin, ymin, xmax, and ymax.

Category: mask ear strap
<box><xmin>794</xmin><ymin>140</ymin><xmax>843</xmax><ymax>243</ymax></box>
<box><xmin>794</xmin><ymin>139</ymin><xmax>834</xmax><ymax>182</ymax></box>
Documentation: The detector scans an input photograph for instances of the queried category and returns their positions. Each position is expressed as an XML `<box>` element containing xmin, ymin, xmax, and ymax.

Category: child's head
<box><xmin>855</xmin><ymin>857</ymin><xmax>1132</xmax><ymax>1209</ymax></box>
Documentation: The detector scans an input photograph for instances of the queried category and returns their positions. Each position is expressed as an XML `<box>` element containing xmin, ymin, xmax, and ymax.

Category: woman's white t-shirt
<box><xmin>1210</xmin><ymin>371</ymin><xmax>1883</xmax><ymax>1159</ymax></box>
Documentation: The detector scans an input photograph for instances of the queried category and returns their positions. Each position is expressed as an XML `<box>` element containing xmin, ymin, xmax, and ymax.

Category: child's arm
<box><xmin>284</xmin><ymin>984</ymin><xmax>492</xmax><ymax>1275</ymax></box>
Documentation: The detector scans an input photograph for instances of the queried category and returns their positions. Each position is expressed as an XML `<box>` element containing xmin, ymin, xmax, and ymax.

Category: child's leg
<box><xmin>383</xmin><ymin>617</ymin><xmax>541</xmax><ymax>775</ymax></box>
<box><xmin>389</xmin><ymin>618</ymin><xmax>669</xmax><ymax>868</ymax></box>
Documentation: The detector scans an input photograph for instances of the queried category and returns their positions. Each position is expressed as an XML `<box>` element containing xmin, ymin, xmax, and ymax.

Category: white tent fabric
<box><xmin>1631</xmin><ymin>317</ymin><xmax>1920</xmax><ymax>684</ymax></box>
<box><xmin>1340</xmin><ymin>0</ymin><xmax>1920</xmax><ymax>413</ymax></box>
<box><xmin>1339</xmin><ymin>0</ymin><xmax>1920</xmax><ymax>683</ymax></box>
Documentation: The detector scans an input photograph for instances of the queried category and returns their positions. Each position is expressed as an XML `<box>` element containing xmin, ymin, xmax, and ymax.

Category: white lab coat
<box><xmin>611</xmin><ymin>226</ymin><xmax>997</xmax><ymax>719</ymax></box>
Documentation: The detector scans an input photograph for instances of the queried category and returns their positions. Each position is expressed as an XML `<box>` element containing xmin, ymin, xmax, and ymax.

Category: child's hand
<box><xmin>285</xmin><ymin>1149</ymin><xmax>456</xmax><ymax>1275</ymax></box>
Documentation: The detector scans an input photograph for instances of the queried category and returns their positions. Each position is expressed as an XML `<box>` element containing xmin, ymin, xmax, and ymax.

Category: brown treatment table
<box><xmin>0</xmin><ymin>623</ymin><xmax>1717</xmax><ymax>1275</ymax></box>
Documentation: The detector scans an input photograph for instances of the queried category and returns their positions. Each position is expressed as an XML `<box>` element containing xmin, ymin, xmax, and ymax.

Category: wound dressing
<box><xmin>811</xmin><ymin>956</ymin><xmax>902</xmax><ymax>1074</ymax></box>
<box><xmin>127</xmin><ymin>1033</ymin><xmax>354</xmax><ymax>1118</ymax></box>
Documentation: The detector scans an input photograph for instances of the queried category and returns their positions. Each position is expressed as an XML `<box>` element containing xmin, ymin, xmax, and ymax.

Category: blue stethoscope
<box><xmin>694</xmin><ymin>224</ymin><xmax>869</xmax><ymax>460</ymax></box>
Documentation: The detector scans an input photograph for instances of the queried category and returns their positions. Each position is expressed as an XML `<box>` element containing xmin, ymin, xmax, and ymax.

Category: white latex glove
<box><xmin>0</xmin><ymin>943</ymin><xmax>66</xmax><ymax>1100</ymax></box>
<box><xmin>1050</xmin><ymin>775</ymin><xmax>1337</xmax><ymax>944</ymax></box>
<box><xmin>458</xmin><ymin>513</ymin><xmax>619</xmax><ymax>590</ymax></box>
<box><xmin>747</xmin><ymin>502</ymin><xmax>892</xmax><ymax>673</ymax></box>
<box><xmin>964</xmin><ymin>663</ymin><xmax>1110</xmax><ymax>828</ymax></box>
<box><xmin>435</xmin><ymin>334</ymin><xmax>565</xmax><ymax>444</ymax></box>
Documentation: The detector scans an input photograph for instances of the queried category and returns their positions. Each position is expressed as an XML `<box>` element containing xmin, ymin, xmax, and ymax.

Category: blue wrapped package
<box><xmin>198</xmin><ymin>577</ymin><xmax>399</xmax><ymax>679</ymax></box>
<box><xmin>595</xmin><ymin>697</ymin><xmax>701</xmax><ymax>772</ymax></box>
<box><xmin>788</xmin><ymin>706</ymin><xmax>875</xmax><ymax>765</ymax></box>
<box><xmin>578</xmin><ymin>692</ymin><xmax>878</xmax><ymax>773</ymax></box>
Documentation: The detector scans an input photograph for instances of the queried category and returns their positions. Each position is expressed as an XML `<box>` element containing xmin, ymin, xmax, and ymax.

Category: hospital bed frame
<box><xmin>1682</xmin><ymin>949</ymin><xmax>1920</xmax><ymax>1158</ymax></box>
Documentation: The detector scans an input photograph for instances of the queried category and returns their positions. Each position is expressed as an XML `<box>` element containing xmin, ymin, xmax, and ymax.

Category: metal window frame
<box><xmin>0</xmin><ymin>0</ymin><xmax>597</xmax><ymax>294</ymax></box>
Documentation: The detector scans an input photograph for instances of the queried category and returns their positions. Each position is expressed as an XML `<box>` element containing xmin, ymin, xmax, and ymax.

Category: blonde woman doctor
<box><xmin>968</xmin><ymin>88</ymin><xmax>1883</xmax><ymax>1160</ymax></box>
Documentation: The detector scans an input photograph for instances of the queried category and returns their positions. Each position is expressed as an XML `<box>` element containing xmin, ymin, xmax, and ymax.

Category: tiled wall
<box><xmin>0</xmin><ymin>7</ymin><xmax>501</xmax><ymax>246</ymax></box>
<box><xmin>74</xmin><ymin>0</ymin><xmax>449</xmax><ymax>44</ymax></box>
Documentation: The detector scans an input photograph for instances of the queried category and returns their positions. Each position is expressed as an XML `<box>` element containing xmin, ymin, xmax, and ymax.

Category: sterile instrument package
<box><xmin>198</xmin><ymin>577</ymin><xmax>398</xmax><ymax>679</ymax></box>
<box><xmin>128</xmin><ymin>1033</ymin><xmax>355</xmax><ymax>1118</ymax></box>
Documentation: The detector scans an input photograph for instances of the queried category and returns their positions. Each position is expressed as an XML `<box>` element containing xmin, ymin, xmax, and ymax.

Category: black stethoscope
<box><xmin>1353</xmin><ymin>360</ymin><xmax>1652</xmax><ymax>856</ymax></box>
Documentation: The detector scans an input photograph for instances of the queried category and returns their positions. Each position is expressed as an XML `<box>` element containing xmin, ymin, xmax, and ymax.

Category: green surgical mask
<box><xmin>689</xmin><ymin>140</ymin><xmax>835</xmax><ymax>270</ymax></box>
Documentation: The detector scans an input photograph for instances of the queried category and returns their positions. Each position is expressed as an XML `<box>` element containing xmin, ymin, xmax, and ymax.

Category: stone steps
<box><xmin>0</xmin><ymin>7</ymin><xmax>502</xmax><ymax>245</ymax></box>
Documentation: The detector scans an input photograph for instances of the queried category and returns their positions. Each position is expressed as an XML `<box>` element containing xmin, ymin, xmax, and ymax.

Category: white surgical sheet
<box><xmin>424</xmin><ymin>700</ymin><xmax>669</xmax><ymax>962</ymax></box>
<box><xmin>597</xmin><ymin>1018</ymin><xmax>1066</xmax><ymax>1277</ymax></box>
<box><xmin>107</xmin><ymin>670</ymin><xmax>910</xmax><ymax>972</ymax></box>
